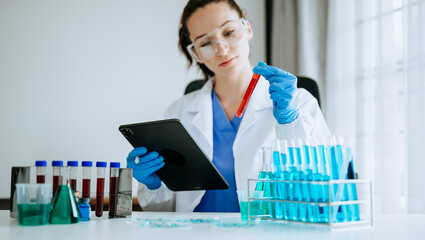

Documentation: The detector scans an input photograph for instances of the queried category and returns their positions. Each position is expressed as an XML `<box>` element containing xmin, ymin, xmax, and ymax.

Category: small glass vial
<box><xmin>52</xmin><ymin>160</ymin><xmax>63</xmax><ymax>195</ymax></box>
<box><xmin>81</xmin><ymin>161</ymin><xmax>93</xmax><ymax>199</ymax></box>
<box><xmin>67</xmin><ymin>161</ymin><xmax>78</xmax><ymax>192</ymax></box>
<box><xmin>79</xmin><ymin>198</ymin><xmax>91</xmax><ymax>221</ymax></box>
<box><xmin>95</xmin><ymin>161</ymin><xmax>107</xmax><ymax>217</ymax></box>
<box><xmin>109</xmin><ymin>162</ymin><xmax>120</xmax><ymax>218</ymax></box>
<box><xmin>35</xmin><ymin>160</ymin><xmax>47</xmax><ymax>184</ymax></box>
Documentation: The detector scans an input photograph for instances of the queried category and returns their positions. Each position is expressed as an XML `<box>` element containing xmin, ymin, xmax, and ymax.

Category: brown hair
<box><xmin>178</xmin><ymin>0</ymin><xmax>245</xmax><ymax>81</ymax></box>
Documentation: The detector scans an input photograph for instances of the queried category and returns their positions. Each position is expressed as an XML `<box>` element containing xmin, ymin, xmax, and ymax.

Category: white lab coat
<box><xmin>137</xmin><ymin>76</ymin><xmax>331</xmax><ymax>212</ymax></box>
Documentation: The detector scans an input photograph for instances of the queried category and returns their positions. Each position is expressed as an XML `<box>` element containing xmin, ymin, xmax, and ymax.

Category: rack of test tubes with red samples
<box><xmin>16</xmin><ymin>160</ymin><xmax>133</xmax><ymax>221</ymax></box>
<box><xmin>247</xmin><ymin>137</ymin><xmax>372</xmax><ymax>232</ymax></box>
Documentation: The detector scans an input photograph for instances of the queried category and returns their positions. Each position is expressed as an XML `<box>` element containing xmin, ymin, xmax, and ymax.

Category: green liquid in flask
<box><xmin>50</xmin><ymin>185</ymin><xmax>80</xmax><ymax>224</ymax></box>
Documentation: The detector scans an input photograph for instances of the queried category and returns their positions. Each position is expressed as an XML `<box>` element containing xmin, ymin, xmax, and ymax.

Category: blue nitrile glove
<box><xmin>126</xmin><ymin>147</ymin><xmax>165</xmax><ymax>190</ymax></box>
<box><xmin>253</xmin><ymin>61</ymin><xmax>299</xmax><ymax>124</ymax></box>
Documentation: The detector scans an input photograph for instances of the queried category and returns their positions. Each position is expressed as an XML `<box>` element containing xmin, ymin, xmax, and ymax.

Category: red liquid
<box><xmin>70</xmin><ymin>179</ymin><xmax>77</xmax><ymax>192</ymax></box>
<box><xmin>53</xmin><ymin>175</ymin><xmax>60</xmax><ymax>195</ymax></box>
<box><xmin>109</xmin><ymin>176</ymin><xmax>119</xmax><ymax>218</ymax></box>
<box><xmin>95</xmin><ymin>178</ymin><xmax>105</xmax><ymax>217</ymax></box>
<box><xmin>82</xmin><ymin>178</ymin><xmax>91</xmax><ymax>199</ymax></box>
<box><xmin>236</xmin><ymin>73</ymin><xmax>261</xmax><ymax>118</ymax></box>
<box><xmin>37</xmin><ymin>175</ymin><xmax>45</xmax><ymax>184</ymax></box>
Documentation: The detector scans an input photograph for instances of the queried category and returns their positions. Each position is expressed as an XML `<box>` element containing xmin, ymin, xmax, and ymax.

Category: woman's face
<box><xmin>186</xmin><ymin>2</ymin><xmax>253</xmax><ymax>77</ymax></box>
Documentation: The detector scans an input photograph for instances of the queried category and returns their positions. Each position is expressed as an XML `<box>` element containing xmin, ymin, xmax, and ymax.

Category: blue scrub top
<box><xmin>194</xmin><ymin>90</ymin><xmax>242</xmax><ymax>212</ymax></box>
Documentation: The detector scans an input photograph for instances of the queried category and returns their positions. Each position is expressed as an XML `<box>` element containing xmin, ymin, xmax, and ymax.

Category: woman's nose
<box><xmin>215</xmin><ymin>41</ymin><xmax>229</xmax><ymax>56</ymax></box>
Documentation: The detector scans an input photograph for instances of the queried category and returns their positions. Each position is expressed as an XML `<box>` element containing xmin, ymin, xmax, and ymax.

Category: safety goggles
<box><xmin>187</xmin><ymin>18</ymin><xmax>249</xmax><ymax>62</ymax></box>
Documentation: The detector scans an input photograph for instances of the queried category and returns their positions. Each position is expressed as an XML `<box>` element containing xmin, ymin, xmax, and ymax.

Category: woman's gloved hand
<box><xmin>253</xmin><ymin>61</ymin><xmax>299</xmax><ymax>124</ymax></box>
<box><xmin>126</xmin><ymin>147</ymin><xmax>165</xmax><ymax>190</ymax></box>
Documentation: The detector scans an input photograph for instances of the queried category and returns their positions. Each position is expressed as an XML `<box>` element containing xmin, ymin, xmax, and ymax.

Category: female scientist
<box><xmin>127</xmin><ymin>0</ymin><xmax>330</xmax><ymax>212</ymax></box>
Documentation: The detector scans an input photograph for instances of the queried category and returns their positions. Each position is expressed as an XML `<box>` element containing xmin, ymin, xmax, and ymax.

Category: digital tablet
<box><xmin>119</xmin><ymin>118</ymin><xmax>229</xmax><ymax>191</ymax></box>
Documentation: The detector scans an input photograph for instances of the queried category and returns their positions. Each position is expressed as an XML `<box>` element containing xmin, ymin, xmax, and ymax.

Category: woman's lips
<box><xmin>219</xmin><ymin>57</ymin><xmax>236</xmax><ymax>67</ymax></box>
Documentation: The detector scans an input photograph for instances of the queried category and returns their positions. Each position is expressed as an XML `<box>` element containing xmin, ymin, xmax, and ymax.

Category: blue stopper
<box><xmin>67</xmin><ymin>161</ymin><xmax>79</xmax><ymax>167</ymax></box>
<box><xmin>110</xmin><ymin>162</ymin><xmax>120</xmax><ymax>168</ymax></box>
<box><xmin>35</xmin><ymin>160</ymin><xmax>47</xmax><ymax>167</ymax></box>
<box><xmin>82</xmin><ymin>161</ymin><xmax>93</xmax><ymax>167</ymax></box>
<box><xmin>52</xmin><ymin>160</ymin><xmax>63</xmax><ymax>167</ymax></box>
<box><xmin>96</xmin><ymin>161</ymin><xmax>107</xmax><ymax>168</ymax></box>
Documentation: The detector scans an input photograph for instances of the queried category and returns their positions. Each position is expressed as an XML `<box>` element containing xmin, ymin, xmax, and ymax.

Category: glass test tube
<box><xmin>67</xmin><ymin>161</ymin><xmax>78</xmax><ymax>192</ymax></box>
<box><xmin>52</xmin><ymin>160</ymin><xmax>63</xmax><ymax>195</ymax></box>
<box><xmin>108</xmin><ymin>162</ymin><xmax>120</xmax><ymax>218</ymax></box>
<box><xmin>35</xmin><ymin>160</ymin><xmax>47</xmax><ymax>183</ymax></box>
<box><xmin>95</xmin><ymin>161</ymin><xmax>107</xmax><ymax>217</ymax></box>
<box><xmin>81</xmin><ymin>161</ymin><xmax>92</xmax><ymax>199</ymax></box>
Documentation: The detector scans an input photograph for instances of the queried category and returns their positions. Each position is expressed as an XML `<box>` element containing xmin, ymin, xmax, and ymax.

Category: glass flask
<box><xmin>49</xmin><ymin>166</ymin><xmax>81</xmax><ymax>224</ymax></box>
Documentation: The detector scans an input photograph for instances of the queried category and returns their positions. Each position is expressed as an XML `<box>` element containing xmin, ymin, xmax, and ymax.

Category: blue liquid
<box><xmin>79</xmin><ymin>202</ymin><xmax>91</xmax><ymax>221</ymax></box>
<box><xmin>256</xmin><ymin>171</ymin><xmax>274</xmax><ymax>217</ymax></box>
<box><xmin>319</xmin><ymin>175</ymin><xmax>330</xmax><ymax>222</ymax></box>
<box><xmin>272</xmin><ymin>152</ymin><xmax>287</xmax><ymax>220</ymax></box>
<box><xmin>346</xmin><ymin>151</ymin><xmax>360</xmax><ymax>221</ymax></box>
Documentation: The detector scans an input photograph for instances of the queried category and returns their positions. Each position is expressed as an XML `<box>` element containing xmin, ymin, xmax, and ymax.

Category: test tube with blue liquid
<box><xmin>327</xmin><ymin>136</ymin><xmax>350</xmax><ymax>223</ymax></box>
<box><xmin>300</xmin><ymin>139</ymin><xmax>320</xmax><ymax>223</ymax></box>
<box><xmin>271</xmin><ymin>139</ymin><xmax>286</xmax><ymax>219</ymax></box>
<box><xmin>286</xmin><ymin>139</ymin><xmax>301</xmax><ymax>221</ymax></box>
<box><xmin>337</xmin><ymin>137</ymin><xmax>360</xmax><ymax>222</ymax></box>
<box><xmin>255</xmin><ymin>148</ymin><xmax>273</xmax><ymax>217</ymax></box>
<box><xmin>260</xmin><ymin>146</ymin><xmax>276</xmax><ymax>218</ymax></box>
<box><xmin>313</xmin><ymin>138</ymin><xmax>331</xmax><ymax>223</ymax></box>
<box><xmin>294</xmin><ymin>139</ymin><xmax>308</xmax><ymax>222</ymax></box>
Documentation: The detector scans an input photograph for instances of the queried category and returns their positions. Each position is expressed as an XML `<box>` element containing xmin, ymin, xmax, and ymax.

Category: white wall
<box><xmin>0</xmin><ymin>0</ymin><xmax>265</xmax><ymax>198</ymax></box>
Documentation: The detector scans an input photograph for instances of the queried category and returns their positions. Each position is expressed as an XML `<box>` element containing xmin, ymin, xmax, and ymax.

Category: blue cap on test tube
<box><xmin>52</xmin><ymin>160</ymin><xmax>63</xmax><ymax>167</ymax></box>
<box><xmin>35</xmin><ymin>160</ymin><xmax>47</xmax><ymax>167</ymax></box>
<box><xmin>82</xmin><ymin>161</ymin><xmax>93</xmax><ymax>167</ymax></box>
<box><xmin>110</xmin><ymin>162</ymin><xmax>120</xmax><ymax>168</ymax></box>
<box><xmin>67</xmin><ymin>161</ymin><xmax>79</xmax><ymax>167</ymax></box>
<box><xmin>96</xmin><ymin>161</ymin><xmax>107</xmax><ymax>168</ymax></box>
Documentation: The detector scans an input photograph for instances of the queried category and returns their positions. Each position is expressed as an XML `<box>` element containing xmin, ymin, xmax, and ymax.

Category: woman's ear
<box><xmin>246</xmin><ymin>20</ymin><xmax>253</xmax><ymax>41</ymax></box>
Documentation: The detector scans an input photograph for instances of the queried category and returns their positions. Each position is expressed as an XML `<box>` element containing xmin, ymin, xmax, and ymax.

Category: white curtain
<box><xmin>271</xmin><ymin>0</ymin><xmax>329</xmax><ymax>101</ymax></box>
<box><xmin>326</xmin><ymin>0</ymin><xmax>425</xmax><ymax>214</ymax></box>
<box><xmin>273</xmin><ymin>0</ymin><xmax>425</xmax><ymax>213</ymax></box>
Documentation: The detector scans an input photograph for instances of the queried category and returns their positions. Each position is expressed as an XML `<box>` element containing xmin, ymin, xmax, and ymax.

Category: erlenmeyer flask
<box><xmin>50</xmin><ymin>166</ymin><xmax>81</xmax><ymax>224</ymax></box>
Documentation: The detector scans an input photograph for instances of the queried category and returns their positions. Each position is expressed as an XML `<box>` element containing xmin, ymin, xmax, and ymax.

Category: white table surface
<box><xmin>1</xmin><ymin>210</ymin><xmax>425</xmax><ymax>240</ymax></box>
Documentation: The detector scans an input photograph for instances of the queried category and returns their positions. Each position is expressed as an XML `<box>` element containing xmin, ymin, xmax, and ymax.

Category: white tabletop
<box><xmin>1</xmin><ymin>211</ymin><xmax>425</xmax><ymax>240</ymax></box>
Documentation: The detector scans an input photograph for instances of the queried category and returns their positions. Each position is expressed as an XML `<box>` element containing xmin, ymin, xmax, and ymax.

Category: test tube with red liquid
<box><xmin>52</xmin><ymin>160</ymin><xmax>63</xmax><ymax>195</ymax></box>
<box><xmin>236</xmin><ymin>73</ymin><xmax>261</xmax><ymax>118</ymax></box>
<box><xmin>35</xmin><ymin>160</ymin><xmax>47</xmax><ymax>183</ymax></box>
<box><xmin>95</xmin><ymin>161</ymin><xmax>107</xmax><ymax>217</ymax></box>
<box><xmin>108</xmin><ymin>162</ymin><xmax>120</xmax><ymax>218</ymax></box>
<box><xmin>67</xmin><ymin>161</ymin><xmax>78</xmax><ymax>192</ymax></box>
<box><xmin>81</xmin><ymin>161</ymin><xmax>92</xmax><ymax>199</ymax></box>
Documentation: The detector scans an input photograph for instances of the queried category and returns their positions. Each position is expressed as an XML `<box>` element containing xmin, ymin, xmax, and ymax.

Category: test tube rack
<box><xmin>247</xmin><ymin>178</ymin><xmax>372</xmax><ymax>232</ymax></box>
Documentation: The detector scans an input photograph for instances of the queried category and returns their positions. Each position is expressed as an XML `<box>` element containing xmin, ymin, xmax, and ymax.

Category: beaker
<box><xmin>16</xmin><ymin>183</ymin><xmax>52</xmax><ymax>226</ymax></box>
<box><xmin>49</xmin><ymin>166</ymin><xmax>81</xmax><ymax>224</ymax></box>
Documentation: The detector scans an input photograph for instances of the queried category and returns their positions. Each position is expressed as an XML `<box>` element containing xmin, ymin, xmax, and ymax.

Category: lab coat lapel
<box><xmin>186</xmin><ymin>80</ymin><xmax>214</xmax><ymax>158</ymax></box>
<box><xmin>237</xmin><ymin>76</ymin><xmax>272</xmax><ymax>136</ymax></box>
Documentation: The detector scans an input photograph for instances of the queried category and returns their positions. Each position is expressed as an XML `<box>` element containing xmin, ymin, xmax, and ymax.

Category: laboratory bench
<box><xmin>1</xmin><ymin>210</ymin><xmax>425</xmax><ymax>240</ymax></box>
